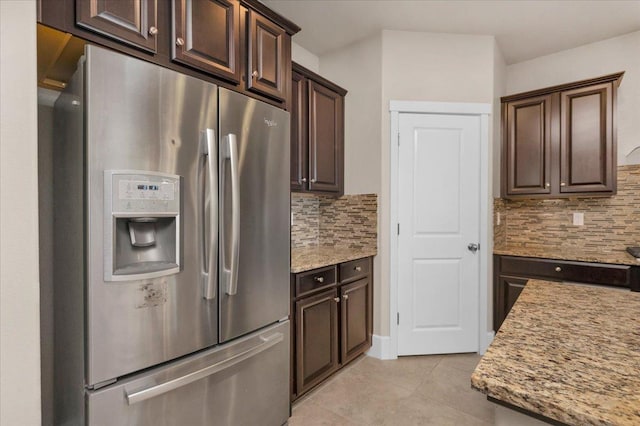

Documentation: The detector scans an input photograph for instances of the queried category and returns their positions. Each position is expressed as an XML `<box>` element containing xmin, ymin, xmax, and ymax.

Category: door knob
<box><xmin>555</xmin><ymin>266</ymin><xmax>562</xmax><ymax>272</ymax></box>
<box><xmin>314</xmin><ymin>276</ymin><xmax>324</xmax><ymax>283</ymax></box>
<box><xmin>467</xmin><ymin>243</ymin><xmax>479</xmax><ymax>253</ymax></box>
<box><xmin>333</xmin><ymin>297</ymin><xmax>340</xmax><ymax>303</ymax></box>
<box><xmin>301</xmin><ymin>177</ymin><xmax>307</xmax><ymax>183</ymax></box>
<box><xmin>310</xmin><ymin>178</ymin><xmax>316</xmax><ymax>183</ymax></box>
<box><xmin>176</xmin><ymin>37</ymin><xmax>185</xmax><ymax>46</ymax></box>
<box><xmin>148</xmin><ymin>26</ymin><xmax>158</xmax><ymax>36</ymax></box>
<box><xmin>252</xmin><ymin>70</ymin><xmax>259</xmax><ymax>78</ymax></box>
<box><xmin>343</xmin><ymin>294</ymin><xmax>349</xmax><ymax>300</ymax></box>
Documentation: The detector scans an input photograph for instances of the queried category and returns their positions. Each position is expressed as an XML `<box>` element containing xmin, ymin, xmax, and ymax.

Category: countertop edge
<box><xmin>493</xmin><ymin>247</ymin><xmax>640</xmax><ymax>266</ymax></box>
<box><xmin>290</xmin><ymin>249</ymin><xmax>377</xmax><ymax>273</ymax></box>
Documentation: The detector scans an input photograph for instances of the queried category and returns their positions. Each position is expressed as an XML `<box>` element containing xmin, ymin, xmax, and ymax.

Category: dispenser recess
<box><xmin>105</xmin><ymin>170</ymin><xmax>181</xmax><ymax>281</ymax></box>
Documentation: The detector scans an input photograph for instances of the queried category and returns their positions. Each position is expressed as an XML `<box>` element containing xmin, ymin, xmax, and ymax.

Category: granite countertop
<box><xmin>291</xmin><ymin>245</ymin><xmax>377</xmax><ymax>273</ymax></box>
<box><xmin>471</xmin><ymin>279</ymin><xmax>640</xmax><ymax>425</ymax></box>
<box><xmin>494</xmin><ymin>244</ymin><xmax>640</xmax><ymax>266</ymax></box>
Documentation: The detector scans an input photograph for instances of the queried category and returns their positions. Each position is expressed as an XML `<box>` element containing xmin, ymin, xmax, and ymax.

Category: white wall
<box><xmin>292</xmin><ymin>41</ymin><xmax>320</xmax><ymax>72</ymax></box>
<box><xmin>319</xmin><ymin>35</ymin><xmax>384</xmax><ymax>333</ymax></box>
<box><xmin>506</xmin><ymin>30</ymin><xmax>640</xmax><ymax>165</ymax></box>
<box><xmin>493</xmin><ymin>41</ymin><xmax>507</xmax><ymax>197</ymax></box>
<box><xmin>0</xmin><ymin>1</ymin><xmax>41</xmax><ymax>425</ymax></box>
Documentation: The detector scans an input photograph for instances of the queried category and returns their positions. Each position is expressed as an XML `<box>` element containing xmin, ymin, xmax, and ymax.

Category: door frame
<box><xmin>389</xmin><ymin>101</ymin><xmax>492</xmax><ymax>359</ymax></box>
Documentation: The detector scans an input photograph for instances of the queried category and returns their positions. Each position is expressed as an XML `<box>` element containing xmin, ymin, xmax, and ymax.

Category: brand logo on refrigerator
<box><xmin>264</xmin><ymin>118</ymin><xmax>278</xmax><ymax>127</ymax></box>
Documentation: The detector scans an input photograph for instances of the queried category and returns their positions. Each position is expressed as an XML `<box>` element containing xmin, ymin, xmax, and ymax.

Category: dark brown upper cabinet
<box><xmin>246</xmin><ymin>10</ymin><xmax>286</xmax><ymax>101</ymax></box>
<box><xmin>291</xmin><ymin>62</ymin><xmax>347</xmax><ymax>196</ymax></box>
<box><xmin>41</xmin><ymin>0</ymin><xmax>300</xmax><ymax>110</ymax></box>
<box><xmin>501</xmin><ymin>72</ymin><xmax>623</xmax><ymax>199</ymax></box>
<box><xmin>172</xmin><ymin>0</ymin><xmax>240</xmax><ymax>84</ymax></box>
<box><xmin>560</xmin><ymin>83</ymin><xmax>614</xmax><ymax>194</ymax></box>
<box><xmin>76</xmin><ymin>0</ymin><xmax>158</xmax><ymax>52</ymax></box>
<box><xmin>505</xmin><ymin>95</ymin><xmax>552</xmax><ymax>196</ymax></box>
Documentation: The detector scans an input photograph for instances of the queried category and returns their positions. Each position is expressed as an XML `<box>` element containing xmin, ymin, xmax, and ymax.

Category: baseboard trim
<box><xmin>481</xmin><ymin>331</ymin><xmax>495</xmax><ymax>355</ymax></box>
<box><xmin>367</xmin><ymin>335</ymin><xmax>396</xmax><ymax>360</ymax></box>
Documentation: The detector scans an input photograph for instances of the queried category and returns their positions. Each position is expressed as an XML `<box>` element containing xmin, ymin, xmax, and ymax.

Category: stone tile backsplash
<box><xmin>291</xmin><ymin>193</ymin><xmax>377</xmax><ymax>250</ymax></box>
<box><xmin>494</xmin><ymin>164</ymin><xmax>640</xmax><ymax>253</ymax></box>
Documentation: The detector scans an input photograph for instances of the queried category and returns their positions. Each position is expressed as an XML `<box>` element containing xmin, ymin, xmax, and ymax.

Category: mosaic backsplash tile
<box><xmin>291</xmin><ymin>193</ymin><xmax>378</xmax><ymax>250</ymax></box>
<box><xmin>494</xmin><ymin>165</ymin><xmax>640</xmax><ymax>254</ymax></box>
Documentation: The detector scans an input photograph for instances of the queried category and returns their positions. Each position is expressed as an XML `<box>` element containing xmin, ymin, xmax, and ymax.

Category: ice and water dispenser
<box><xmin>104</xmin><ymin>171</ymin><xmax>181</xmax><ymax>281</ymax></box>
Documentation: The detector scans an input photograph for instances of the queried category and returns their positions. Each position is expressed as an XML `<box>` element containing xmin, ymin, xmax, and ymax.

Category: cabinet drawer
<box><xmin>500</xmin><ymin>256</ymin><xmax>630</xmax><ymax>287</ymax></box>
<box><xmin>295</xmin><ymin>266</ymin><xmax>337</xmax><ymax>298</ymax></box>
<box><xmin>339</xmin><ymin>258</ymin><xmax>370</xmax><ymax>283</ymax></box>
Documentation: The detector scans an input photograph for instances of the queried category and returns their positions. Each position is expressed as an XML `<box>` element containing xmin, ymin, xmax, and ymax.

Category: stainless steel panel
<box><xmin>53</xmin><ymin>57</ymin><xmax>86</xmax><ymax>426</ymax></box>
<box><xmin>218</xmin><ymin>88</ymin><xmax>291</xmax><ymax>342</ymax></box>
<box><xmin>84</xmin><ymin>46</ymin><xmax>218</xmax><ymax>385</ymax></box>
<box><xmin>87</xmin><ymin>321</ymin><xmax>290</xmax><ymax>426</ymax></box>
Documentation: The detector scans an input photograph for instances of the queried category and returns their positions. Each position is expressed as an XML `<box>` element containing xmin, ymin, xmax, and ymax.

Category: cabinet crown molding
<box><xmin>501</xmin><ymin>71</ymin><xmax>624</xmax><ymax>103</ymax></box>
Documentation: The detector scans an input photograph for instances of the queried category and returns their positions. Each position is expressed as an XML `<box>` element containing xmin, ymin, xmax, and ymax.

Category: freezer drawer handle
<box><xmin>200</xmin><ymin>128</ymin><xmax>218</xmax><ymax>300</ymax></box>
<box><xmin>125</xmin><ymin>332</ymin><xmax>283</xmax><ymax>405</ymax></box>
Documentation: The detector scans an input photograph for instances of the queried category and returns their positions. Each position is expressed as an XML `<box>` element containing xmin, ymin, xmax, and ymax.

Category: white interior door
<box><xmin>397</xmin><ymin>112</ymin><xmax>480</xmax><ymax>355</ymax></box>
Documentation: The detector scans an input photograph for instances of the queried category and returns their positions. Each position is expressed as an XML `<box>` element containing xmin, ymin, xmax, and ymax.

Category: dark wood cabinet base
<box><xmin>291</xmin><ymin>257</ymin><xmax>373</xmax><ymax>401</ymax></box>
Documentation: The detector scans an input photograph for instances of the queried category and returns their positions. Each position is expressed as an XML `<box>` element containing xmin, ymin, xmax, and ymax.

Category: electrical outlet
<box><xmin>573</xmin><ymin>212</ymin><xmax>584</xmax><ymax>226</ymax></box>
<box><xmin>496</xmin><ymin>212</ymin><xmax>501</xmax><ymax>225</ymax></box>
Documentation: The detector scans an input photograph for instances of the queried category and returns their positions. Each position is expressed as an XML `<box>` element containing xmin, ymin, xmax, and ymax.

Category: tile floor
<box><xmin>289</xmin><ymin>353</ymin><xmax>495</xmax><ymax>426</ymax></box>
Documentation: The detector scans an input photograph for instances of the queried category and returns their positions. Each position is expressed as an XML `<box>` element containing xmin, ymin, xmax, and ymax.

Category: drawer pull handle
<box><xmin>354</xmin><ymin>266</ymin><xmax>362</xmax><ymax>272</ymax></box>
<box><xmin>343</xmin><ymin>294</ymin><xmax>349</xmax><ymax>300</ymax></box>
<box><xmin>314</xmin><ymin>276</ymin><xmax>324</xmax><ymax>283</ymax></box>
<box><xmin>333</xmin><ymin>297</ymin><xmax>340</xmax><ymax>303</ymax></box>
<box><xmin>555</xmin><ymin>266</ymin><xmax>562</xmax><ymax>272</ymax></box>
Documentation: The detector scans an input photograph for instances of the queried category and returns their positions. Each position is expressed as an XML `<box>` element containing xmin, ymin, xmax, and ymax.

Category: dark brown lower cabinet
<box><xmin>295</xmin><ymin>288</ymin><xmax>339</xmax><ymax>395</ymax></box>
<box><xmin>493</xmin><ymin>254</ymin><xmax>640</xmax><ymax>331</ymax></box>
<box><xmin>494</xmin><ymin>275</ymin><xmax>527</xmax><ymax>331</ymax></box>
<box><xmin>291</xmin><ymin>256</ymin><xmax>373</xmax><ymax>401</ymax></box>
<box><xmin>340</xmin><ymin>277</ymin><xmax>371</xmax><ymax>364</ymax></box>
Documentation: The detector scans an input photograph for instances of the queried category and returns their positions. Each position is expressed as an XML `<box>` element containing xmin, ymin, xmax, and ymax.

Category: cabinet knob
<box><xmin>343</xmin><ymin>294</ymin><xmax>349</xmax><ymax>300</ymax></box>
<box><xmin>314</xmin><ymin>276</ymin><xmax>324</xmax><ymax>283</ymax></box>
<box><xmin>310</xmin><ymin>178</ymin><xmax>316</xmax><ymax>183</ymax></box>
<box><xmin>354</xmin><ymin>266</ymin><xmax>362</xmax><ymax>272</ymax></box>
<box><xmin>560</xmin><ymin>182</ymin><xmax>566</xmax><ymax>187</ymax></box>
<box><xmin>252</xmin><ymin>70</ymin><xmax>259</xmax><ymax>78</ymax></box>
<box><xmin>333</xmin><ymin>297</ymin><xmax>340</xmax><ymax>303</ymax></box>
<box><xmin>545</xmin><ymin>182</ymin><xmax>550</xmax><ymax>188</ymax></box>
<box><xmin>301</xmin><ymin>177</ymin><xmax>307</xmax><ymax>183</ymax></box>
<box><xmin>176</xmin><ymin>37</ymin><xmax>185</xmax><ymax>46</ymax></box>
<box><xmin>148</xmin><ymin>26</ymin><xmax>158</xmax><ymax>36</ymax></box>
<box><xmin>555</xmin><ymin>266</ymin><xmax>562</xmax><ymax>272</ymax></box>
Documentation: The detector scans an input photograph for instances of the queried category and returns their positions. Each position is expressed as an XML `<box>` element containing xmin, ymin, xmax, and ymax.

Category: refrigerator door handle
<box><xmin>201</xmin><ymin>128</ymin><xmax>218</xmax><ymax>300</ymax></box>
<box><xmin>222</xmin><ymin>133</ymin><xmax>240</xmax><ymax>296</ymax></box>
<box><xmin>125</xmin><ymin>331</ymin><xmax>283</xmax><ymax>405</ymax></box>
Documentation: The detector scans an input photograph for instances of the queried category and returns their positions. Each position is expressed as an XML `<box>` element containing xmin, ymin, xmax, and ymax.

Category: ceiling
<box><xmin>263</xmin><ymin>0</ymin><xmax>640</xmax><ymax>64</ymax></box>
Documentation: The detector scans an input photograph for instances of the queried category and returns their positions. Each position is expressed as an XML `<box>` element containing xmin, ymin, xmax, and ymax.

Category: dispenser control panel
<box><xmin>108</xmin><ymin>171</ymin><xmax>180</xmax><ymax>214</ymax></box>
<box><xmin>118</xmin><ymin>180</ymin><xmax>175</xmax><ymax>201</ymax></box>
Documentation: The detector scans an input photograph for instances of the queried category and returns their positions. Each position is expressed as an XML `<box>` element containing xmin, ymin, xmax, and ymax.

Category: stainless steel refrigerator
<box><xmin>53</xmin><ymin>45</ymin><xmax>290</xmax><ymax>425</ymax></box>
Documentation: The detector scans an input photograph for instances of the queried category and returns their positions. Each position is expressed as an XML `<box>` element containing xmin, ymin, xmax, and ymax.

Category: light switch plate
<box><xmin>573</xmin><ymin>212</ymin><xmax>584</xmax><ymax>226</ymax></box>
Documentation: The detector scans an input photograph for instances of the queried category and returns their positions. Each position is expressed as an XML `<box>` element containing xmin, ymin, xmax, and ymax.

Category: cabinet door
<box><xmin>290</xmin><ymin>71</ymin><xmax>307</xmax><ymax>191</ymax></box>
<box><xmin>308</xmin><ymin>81</ymin><xmax>344</xmax><ymax>194</ymax></box>
<box><xmin>340</xmin><ymin>277</ymin><xmax>371</xmax><ymax>364</ymax></box>
<box><xmin>76</xmin><ymin>0</ymin><xmax>158</xmax><ymax>52</ymax></box>
<box><xmin>295</xmin><ymin>288</ymin><xmax>339</xmax><ymax>396</ymax></box>
<box><xmin>247</xmin><ymin>10</ymin><xmax>286</xmax><ymax>101</ymax></box>
<box><xmin>172</xmin><ymin>0</ymin><xmax>240</xmax><ymax>83</ymax></box>
<box><xmin>505</xmin><ymin>95</ymin><xmax>552</xmax><ymax>196</ymax></box>
<box><xmin>494</xmin><ymin>275</ymin><xmax>527</xmax><ymax>331</ymax></box>
<box><xmin>560</xmin><ymin>83</ymin><xmax>614</xmax><ymax>194</ymax></box>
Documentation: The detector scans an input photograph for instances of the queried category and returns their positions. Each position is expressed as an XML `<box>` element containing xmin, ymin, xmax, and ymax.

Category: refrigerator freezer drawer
<box><xmin>87</xmin><ymin>321</ymin><xmax>290</xmax><ymax>426</ymax></box>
